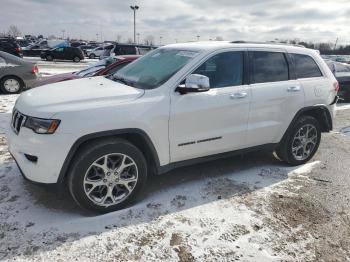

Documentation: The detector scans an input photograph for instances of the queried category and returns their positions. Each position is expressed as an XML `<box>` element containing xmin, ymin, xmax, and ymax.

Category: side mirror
<box><xmin>176</xmin><ymin>74</ymin><xmax>210</xmax><ymax>94</ymax></box>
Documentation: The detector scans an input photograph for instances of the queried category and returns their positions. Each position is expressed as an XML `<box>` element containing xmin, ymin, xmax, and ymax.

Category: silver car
<box><xmin>0</xmin><ymin>51</ymin><xmax>39</xmax><ymax>94</ymax></box>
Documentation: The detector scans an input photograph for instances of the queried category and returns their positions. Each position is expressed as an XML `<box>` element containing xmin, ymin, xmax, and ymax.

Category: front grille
<box><xmin>11</xmin><ymin>109</ymin><xmax>26</xmax><ymax>135</ymax></box>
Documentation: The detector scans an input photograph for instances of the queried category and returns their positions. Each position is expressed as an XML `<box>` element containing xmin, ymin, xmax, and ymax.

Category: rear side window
<box><xmin>106</xmin><ymin>62</ymin><xmax>130</xmax><ymax>75</ymax></box>
<box><xmin>291</xmin><ymin>54</ymin><xmax>322</xmax><ymax>79</ymax></box>
<box><xmin>251</xmin><ymin>51</ymin><xmax>289</xmax><ymax>84</ymax></box>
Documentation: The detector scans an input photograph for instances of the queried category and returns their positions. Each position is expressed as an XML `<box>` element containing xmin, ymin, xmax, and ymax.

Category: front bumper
<box><xmin>7</xmin><ymin>126</ymin><xmax>75</xmax><ymax>184</ymax></box>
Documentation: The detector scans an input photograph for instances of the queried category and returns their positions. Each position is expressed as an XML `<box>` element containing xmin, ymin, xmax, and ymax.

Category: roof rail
<box><xmin>230</xmin><ymin>40</ymin><xmax>306</xmax><ymax>48</ymax></box>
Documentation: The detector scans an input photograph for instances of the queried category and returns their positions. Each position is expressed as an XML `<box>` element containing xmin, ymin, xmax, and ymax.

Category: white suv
<box><xmin>8</xmin><ymin>41</ymin><xmax>338</xmax><ymax>212</ymax></box>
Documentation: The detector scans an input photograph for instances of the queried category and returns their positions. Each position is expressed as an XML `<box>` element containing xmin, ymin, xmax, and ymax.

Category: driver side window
<box><xmin>193</xmin><ymin>51</ymin><xmax>243</xmax><ymax>88</ymax></box>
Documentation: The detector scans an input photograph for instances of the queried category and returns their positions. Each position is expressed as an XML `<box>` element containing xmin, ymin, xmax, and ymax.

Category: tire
<box><xmin>46</xmin><ymin>55</ymin><xmax>53</xmax><ymax>61</ymax></box>
<box><xmin>73</xmin><ymin>56</ymin><xmax>80</xmax><ymax>63</ymax></box>
<box><xmin>275</xmin><ymin>116</ymin><xmax>321</xmax><ymax>166</ymax></box>
<box><xmin>89</xmin><ymin>53</ymin><xmax>95</xmax><ymax>59</ymax></box>
<box><xmin>0</xmin><ymin>76</ymin><xmax>24</xmax><ymax>94</ymax></box>
<box><xmin>67</xmin><ymin>138</ymin><xmax>147</xmax><ymax>213</ymax></box>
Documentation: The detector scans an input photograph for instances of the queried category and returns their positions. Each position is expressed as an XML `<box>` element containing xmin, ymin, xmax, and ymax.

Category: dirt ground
<box><xmin>0</xmin><ymin>96</ymin><xmax>349</xmax><ymax>261</ymax></box>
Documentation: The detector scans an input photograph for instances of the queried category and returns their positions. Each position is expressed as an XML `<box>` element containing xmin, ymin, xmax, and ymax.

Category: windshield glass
<box><xmin>113</xmin><ymin>48</ymin><xmax>199</xmax><ymax>89</ymax></box>
<box><xmin>75</xmin><ymin>57</ymin><xmax>117</xmax><ymax>77</ymax></box>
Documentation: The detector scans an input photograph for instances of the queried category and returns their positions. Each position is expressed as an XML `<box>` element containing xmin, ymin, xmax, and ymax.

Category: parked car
<box><xmin>34</xmin><ymin>55</ymin><xmax>140</xmax><ymax>87</ymax></box>
<box><xmin>79</xmin><ymin>45</ymin><xmax>97</xmax><ymax>56</ymax></box>
<box><xmin>87</xmin><ymin>45</ymin><xmax>112</xmax><ymax>59</ymax></box>
<box><xmin>326</xmin><ymin>60</ymin><xmax>350</xmax><ymax>102</ymax></box>
<box><xmin>8</xmin><ymin>42</ymin><xmax>338</xmax><ymax>213</ymax></box>
<box><xmin>99</xmin><ymin>44</ymin><xmax>155</xmax><ymax>60</ymax></box>
<box><xmin>40</xmin><ymin>47</ymin><xmax>84</xmax><ymax>62</ymax></box>
<box><xmin>0</xmin><ymin>37</ymin><xmax>22</xmax><ymax>57</ymax></box>
<box><xmin>0</xmin><ymin>51</ymin><xmax>39</xmax><ymax>94</ymax></box>
<box><xmin>22</xmin><ymin>44</ymin><xmax>46</xmax><ymax>57</ymax></box>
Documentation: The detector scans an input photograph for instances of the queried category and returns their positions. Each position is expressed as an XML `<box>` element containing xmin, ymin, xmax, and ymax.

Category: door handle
<box><xmin>287</xmin><ymin>86</ymin><xmax>301</xmax><ymax>92</ymax></box>
<box><xmin>230</xmin><ymin>92</ymin><xmax>248</xmax><ymax>99</ymax></box>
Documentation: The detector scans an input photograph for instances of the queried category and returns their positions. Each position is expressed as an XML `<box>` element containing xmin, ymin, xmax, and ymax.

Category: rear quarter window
<box><xmin>291</xmin><ymin>54</ymin><xmax>323</xmax><ymax>79</ymax></box>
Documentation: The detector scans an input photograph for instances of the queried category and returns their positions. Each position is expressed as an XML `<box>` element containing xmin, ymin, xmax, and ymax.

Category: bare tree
<box><xmin>127</xmin><ymin>37</ymin><xmax>133</xmax><ymax>44</ymax></box>
<box><xmin>144</xmin><ymin>35</ymin><xmax>155</xmax><ymax>46</ymax></box>
<box><xmin>116</xmin><ymin>35</ymin><xmax>122</xmax><ymax>43</ymax></box>
<box><xmin>48</xmin><ymin>35</ymin><xmax>56</xmax><ymax>40</ymax></box>
<box><xmin>7</xmin><ymin>25</ymin><xmax>21</xmax><ymax>37</ymax></box>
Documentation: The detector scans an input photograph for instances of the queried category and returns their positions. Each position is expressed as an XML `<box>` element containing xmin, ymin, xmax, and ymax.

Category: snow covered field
<box><xmin>1</xmin><ymin>63</ymin><xmax>350</xmax><ymax>261</ymax></box>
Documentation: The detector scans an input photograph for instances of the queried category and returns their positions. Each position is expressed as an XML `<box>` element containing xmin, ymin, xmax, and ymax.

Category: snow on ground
<box><xmin>23</xmin><ymin>57</ymin><xmax>96</xmax><ymax>76</ymax></box>
<box><xmin>0</xmin><ymin>93</ymin><xmax>323</xmax><ymax>261</ymax></box>
<box><xmin>336</xmin><ymin>103</ymin><xmax>350</xmax><ymax>111</ymax></box>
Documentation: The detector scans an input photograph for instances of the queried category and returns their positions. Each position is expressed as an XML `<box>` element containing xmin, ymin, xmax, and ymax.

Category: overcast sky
<box><xmin>1</xmin><ymin>0</ymin><xmax>350</xmax><ymax>45</ymax></box>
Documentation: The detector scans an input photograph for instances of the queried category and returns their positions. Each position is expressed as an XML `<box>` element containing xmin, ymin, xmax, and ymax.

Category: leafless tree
<box><xmin>7</xmin><ymin>25</ymin><xmax>21</xmax><ymax>37</ymax></box>
<box><xmin>127</xmin><ymin>37</ymin><xmax>133</xmax><ymax>44</ymax></box>
<box><xmin>116</xmin><ymin>35</ymin><xmax>122</xmax><ymax>43</ymax></box>
<box><xmin>144</xmin><ymin>35</ymin><xmax>155</xmax><ymax>46</ymax></box>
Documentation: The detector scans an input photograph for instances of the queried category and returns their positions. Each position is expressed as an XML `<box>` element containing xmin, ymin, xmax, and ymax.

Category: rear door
<box><xmin>246</xmin><ymin>50</ymin><xmax>305</xmax><ymax>147</ymax></box>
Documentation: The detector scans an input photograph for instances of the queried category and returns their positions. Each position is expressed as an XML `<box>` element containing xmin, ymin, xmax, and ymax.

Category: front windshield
<box><xmin>75</xmin><ymin>57</ymin><xmax>117</xmax><ymax>77</ymax></box>
<box><xmin>113</xmin><ymin>48</ymin><xmax>199</xmax><ymax>89</ymax></box>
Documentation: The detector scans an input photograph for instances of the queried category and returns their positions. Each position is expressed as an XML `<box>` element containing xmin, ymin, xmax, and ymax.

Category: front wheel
<box><xmin>275</xmin><ymin>116</ymin><xmax>321</xmax><ymax>165</ymax></box>
<box><xmin>68</xmin><ymin>138</ymin><xmax>147</xmax><ymax>213</ymax></box>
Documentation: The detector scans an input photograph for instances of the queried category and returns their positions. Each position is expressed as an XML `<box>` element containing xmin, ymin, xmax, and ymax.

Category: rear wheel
<box><xmin>275</xmin><ymin>116</ymin><xmax>321</xmax><ymax>165</ymax></box>
<box><xmin>73</xmin><ymin>56</ymin><xmax>80</xmax><ymax>63</ymax></box>
<box><xmin>0</xmin><ymin>76</ymin><xmax>24</xmax><ymax>94</ymax></box>
<box><xmin>89</xmin><ymin>53</ymin><xmax>95</xmax><ymax>59</ymax></box>
<box><xmin>68</xmin><ymin>138</ymin><xmax>147</xmax><ymax>213</ymax></box>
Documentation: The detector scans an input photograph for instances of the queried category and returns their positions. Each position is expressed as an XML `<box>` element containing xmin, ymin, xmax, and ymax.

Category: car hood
<box><xmin>34</xmin><ymin>73</ymin><xmax>80</xmax><ymax>87</ymax></box>
<box><xmin>16</xmin><ymin>76</ymin><xmax>145</xmax><ymax>118</ymax></box>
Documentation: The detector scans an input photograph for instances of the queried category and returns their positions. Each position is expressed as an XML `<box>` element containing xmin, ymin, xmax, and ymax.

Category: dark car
<box><xmin>0</xmin><ymin>51</ymin><xmax>39</xmax><ymax>94</ymax></box>
<box><xmin>0</xmin><ymin>37</ymin><xmax>22</xmax><ymax>57</ymax></box>
<box><xmin>22</xmin><ymin>44</ymin><xmax>46</xmax><ymax>57</ymax></box>
<box><xmin>40</xmin><ymin>47</ymin><xmax>84</xmax><ymax>62</ymax></box>
<box><xmin>326</xmin><ymin>60</ymin><xmax>350</xmax><ymax>102</ymax></box>
<box><xmin>34</xmin><ymin>55</ymin><xmax>140</xmax><ymax>87</ymax></box>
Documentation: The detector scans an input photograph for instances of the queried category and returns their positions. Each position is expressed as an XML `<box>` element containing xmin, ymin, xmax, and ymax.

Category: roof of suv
<box><xmin>164</xmin><ymin>41</ymin><xmax>316</xmax><ymax>55</ymax></box>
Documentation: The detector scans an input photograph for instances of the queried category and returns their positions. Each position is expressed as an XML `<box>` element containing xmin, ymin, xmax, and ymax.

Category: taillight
<box><xmin>31</xmin><ymin>65</ymin><xmax>39</xmax><ymax>74</ymax></box>
<box><xmin>334</xmin><ymin>81</ymin><xmax>340</xmax><ymax>92</ymax></box>
<box><xmin>15</xmin><ymin>47</ymin><xmax>21</xmax><ymax>53</ymax></box>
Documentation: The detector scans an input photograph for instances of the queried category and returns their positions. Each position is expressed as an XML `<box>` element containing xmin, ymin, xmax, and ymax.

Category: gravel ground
<box><xmin>0</xmin><ymin>89</ymin><xmax>349</xmax><ymax>261</ymax></box>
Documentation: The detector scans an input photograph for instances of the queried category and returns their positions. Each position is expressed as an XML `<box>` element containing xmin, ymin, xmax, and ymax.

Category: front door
<box><xmin>169</xmin><ymin>51</ymin><xmax>251</xmax><ymax>163</ymax></box>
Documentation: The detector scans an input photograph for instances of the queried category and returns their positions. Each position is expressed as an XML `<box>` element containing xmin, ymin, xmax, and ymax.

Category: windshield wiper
<box><xmin>112</xmin><ymin>75</ymin><xmax>133</xmax><ymax>87</ymax></box>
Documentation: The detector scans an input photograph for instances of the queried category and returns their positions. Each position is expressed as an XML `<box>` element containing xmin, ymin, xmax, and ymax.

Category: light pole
<box><xmin>130</xmin><ymin>5</ymin><xmax>139</xmax><ymax>44</ymax></box>
<box><xmin>137</xmin><ymin>33</ymin><xmax>140</xmax><ymax>44</ymax></box>
<box><xmin>197</xmin><ymin>35</ymin><xmax>200</xmax><ymax>41</ymax></box>
<box><xmin>159</xmin><ymin>36</ymin><xmax>163</xmax><ymax>45</ymax></box>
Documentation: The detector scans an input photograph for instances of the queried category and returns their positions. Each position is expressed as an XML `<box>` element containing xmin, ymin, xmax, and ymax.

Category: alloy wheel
<box><xmin>83</xmin><ymin>153</ymin><xmax>138</xmax><ymax>207</ymax></box>
<box><xmin>291</xmin><ymin>124</ymin><xmax>318</xmax><ymax>161</ymax></box>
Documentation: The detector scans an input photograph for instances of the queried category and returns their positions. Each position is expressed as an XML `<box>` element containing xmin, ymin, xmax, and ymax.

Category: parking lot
<box><xmin>0</xmin><ymin>59</ymin><xmax>350</xmax><ymax>261</ymax></box>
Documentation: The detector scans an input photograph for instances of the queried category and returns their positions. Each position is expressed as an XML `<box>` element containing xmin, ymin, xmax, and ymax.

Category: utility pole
<box><xmin>130</xmin><ymin>5</ymin><xmax>139</xmax><ymax>44</ymax></box>
<box><xmin>334</xmin><ymin>37</ymin><xmax>339</xmax><ymax>50</ymax></box>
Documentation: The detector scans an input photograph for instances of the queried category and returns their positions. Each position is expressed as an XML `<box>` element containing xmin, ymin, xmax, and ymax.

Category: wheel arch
<box><xmin>281</xmin><ymin>105</ymin><xmax>332</xmax><ymax>143</ymax></box>
<box><xmin>57</xmin><ymin>128</ymin><xmax>161</xmax><ymax>184</ymax></box>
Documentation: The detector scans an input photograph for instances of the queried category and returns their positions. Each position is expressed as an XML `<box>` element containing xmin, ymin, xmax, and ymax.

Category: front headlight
<box><xmin>23</xmin><ymin>117</ymin><xmax>60</xmax><ymax>134</ymax></box>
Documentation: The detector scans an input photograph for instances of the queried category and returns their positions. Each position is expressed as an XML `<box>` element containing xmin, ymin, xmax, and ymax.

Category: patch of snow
<box><xmin>336</xmin><ymin>103</ymin><xmax>350</xmax><ymax>111</ymax></box>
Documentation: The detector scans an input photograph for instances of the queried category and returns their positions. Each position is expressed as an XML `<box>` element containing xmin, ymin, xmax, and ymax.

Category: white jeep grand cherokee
<box><xmin>8</xmin><ymin>41</ymin><xmax>338</xmax><ymax>212</ymax></box>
